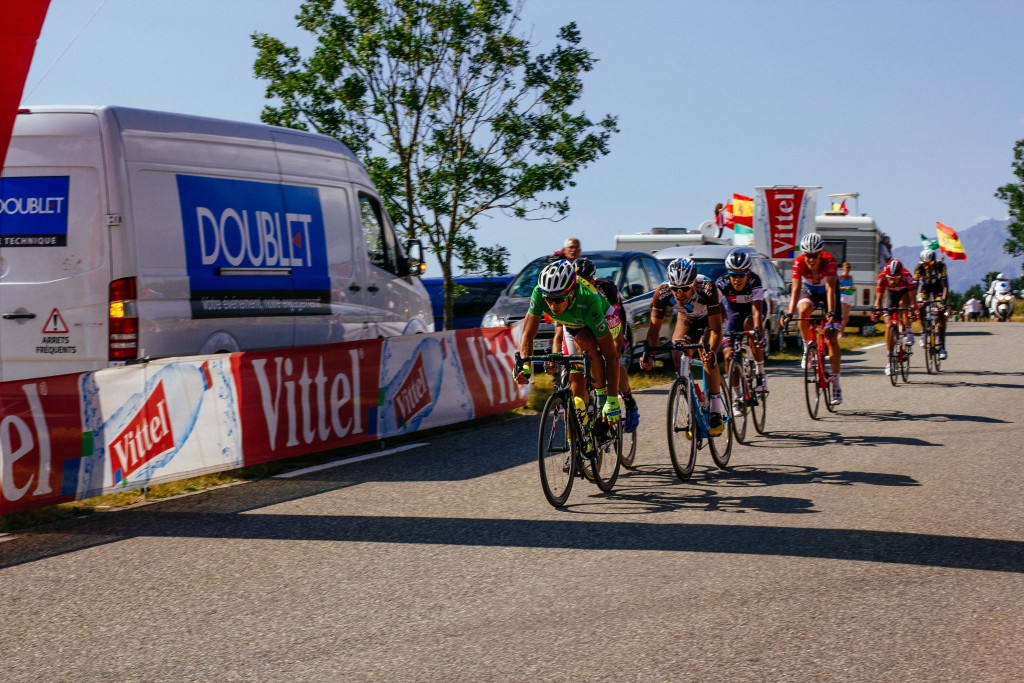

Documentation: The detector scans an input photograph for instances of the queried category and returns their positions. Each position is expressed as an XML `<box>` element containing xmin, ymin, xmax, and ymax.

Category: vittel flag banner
<box><xmin>753</xmin><ymin>187</ymin><xmax>818</xmax><ymax>259</ymax></box>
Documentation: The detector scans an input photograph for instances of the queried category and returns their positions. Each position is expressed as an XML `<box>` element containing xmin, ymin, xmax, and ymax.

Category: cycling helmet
<box><xmin>886</xmin><ymin>258</ymin><xmax>903</xmax><ymax>277</ymax></box>
<box><xmin>920</xmin><ymin>248</ymin><xmax>938</xmax><ymax>263</ymax></box>
<box><xmin>666</xmin><ymin>258</ymin><xmax>698</xmax><ymax>288</ymax></box>
<box><xmin>574</xmin><ymin>257</ymin><xmax>596</xmax><ymax>281</ymax></box>
<box><xmin>537</xmin><ymin>259</ymin><xmax>577</xmax><ymax>297</ymax></box>
<box><xmin>799</xmin><ymin>232</ymin><xmax>824</xmax><ymax>254</ymax></box>
<box><xmin>724</xmin><ymin>249</ymin><xmax>753</xmax><ymax>272</ymax></box>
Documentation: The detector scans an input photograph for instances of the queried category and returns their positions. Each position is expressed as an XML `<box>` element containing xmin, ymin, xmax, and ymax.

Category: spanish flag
<box><xmin>936</xmin><ymin>222</ymin><xmax>967</xmax><ymax>261</ymax></box>
<box><xmin>732</xmin><ymin>193</ymin><xmax>754</xmax><ymax>246</ymax></box>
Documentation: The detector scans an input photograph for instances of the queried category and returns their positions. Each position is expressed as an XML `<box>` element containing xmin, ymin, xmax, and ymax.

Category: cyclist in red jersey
<box><xmin>781</xmin><ymin>233</ymin><xmax>844</xmax><ymax>405</ymax></box>
<box><xmin>872</xmin><ymin>258</ymin><xmax>916</xmax><ymax>376</ymax></box>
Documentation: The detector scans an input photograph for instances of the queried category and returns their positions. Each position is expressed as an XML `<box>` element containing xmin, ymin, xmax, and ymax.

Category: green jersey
<box><xmin>529</xmin><ymin>282</ymin><xmax>610</xmax><ymax>337</ymax></box>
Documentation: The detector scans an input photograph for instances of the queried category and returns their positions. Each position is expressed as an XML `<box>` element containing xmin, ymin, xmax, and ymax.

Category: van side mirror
<box><xmin>404</xmin><ymin>239</ymin><xmax>427</xmax><ymax>277</ymax></box>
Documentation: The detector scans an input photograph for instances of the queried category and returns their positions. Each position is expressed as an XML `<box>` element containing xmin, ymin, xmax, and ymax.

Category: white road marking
<box><xmin>273</xmin><ymin>443</ymin><xmax>429</xmax><ymax>479</ymax></box>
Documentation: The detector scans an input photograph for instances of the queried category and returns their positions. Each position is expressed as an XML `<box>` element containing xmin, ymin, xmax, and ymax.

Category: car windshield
<box><xmin>693</xmin><ymin>259</ymin><xmax>727</xmax><ymax>282</ymax></box>
<box><xmin>591</xmin><ymin>259</ymin><xmax>622</xmax><ymax>285</ymax></box>
<box><xmin>508</xmin><ymin>257</ymin><xmax>550</xmax><ymax>297</ymax></box>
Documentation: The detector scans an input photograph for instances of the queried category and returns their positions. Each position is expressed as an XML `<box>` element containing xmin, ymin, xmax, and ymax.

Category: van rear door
<box><xmin>0</xmin><ymin>111</ymin><xmax>110</xmax><ymax>381</ymax></box>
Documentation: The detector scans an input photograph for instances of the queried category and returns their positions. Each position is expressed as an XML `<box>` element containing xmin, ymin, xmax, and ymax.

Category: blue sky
<box><xmin>22</xmin><ymin>0</ymin><xmax>1024</xmax><ymax>273</ymax></box>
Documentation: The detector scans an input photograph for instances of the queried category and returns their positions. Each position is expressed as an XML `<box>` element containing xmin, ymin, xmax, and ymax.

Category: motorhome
<box><xmin>613</xmin><ymin>223</ymin><xmax>731</xmax><ymax>254</ymax></box>
<box><xmin>0</xmin><ymin>105</ymin><xmax>431</xmax><ymax>381</ymax></box>
<box><xmin>813</xmin><ymin>199</ymin><xmax>889</xmax><ymax>321</ymax></box>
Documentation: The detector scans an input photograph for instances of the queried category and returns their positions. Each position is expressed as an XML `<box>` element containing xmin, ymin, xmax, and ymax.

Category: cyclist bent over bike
<box><xmin>515</xmin><ymin>261</ymin><xmax>623</xmax><ymax>452</ymax></box>
<box><xmin>715</xmin><ymin>249</ymin><xmax>768</xmax><ymax>392</ymax></box>
<box><xmin>914</xmin><ymin>248</ymin><xmax>949</xmax><ymax>360</ymax></box>
<box><xmin>640</xmin><ymin>258</ymin><xmax>727</xmax><ymax>436</ymax></box>
<box><xmin>872</xmin><ymin>257</ymin><xmax>916</xmax><ymax>376</ymax></box>
<box><xmin>782</xmin><ymin>232</ymin><xmax>844</xmax><ymax>405</ymax></box>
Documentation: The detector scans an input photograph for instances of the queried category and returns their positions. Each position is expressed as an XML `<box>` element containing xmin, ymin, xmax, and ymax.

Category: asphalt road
<box><xmin>2</xmin><ymin>323</ymin><xmax>1023</xmax><ymax>683</ymax></box>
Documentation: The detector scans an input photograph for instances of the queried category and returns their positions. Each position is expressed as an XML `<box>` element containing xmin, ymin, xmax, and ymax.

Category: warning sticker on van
<box><xmin>0</xmin><ymin>176</ymin><xmax>69</xmax><ymax>247</ymax></box>
<box><xmin>176</xmin><ymin>175</ymin><xmax>331</xmax><ymax>318</ymax></box>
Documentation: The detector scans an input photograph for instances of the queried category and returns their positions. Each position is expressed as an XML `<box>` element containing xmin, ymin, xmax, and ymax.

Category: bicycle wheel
<box><xmin>591</xmin><ymin>417</ymin><xmax>621</xmax><ymax>492</ymax></box>
<box><xmin>667</xmin><ymin>377</ymin><xmax>698</xmax><ymax>480</ymax></box>
<box><xmin>709</xmin><ymin>382</ymin><xmax>734</xmax><ymax>469</ymax></box>
<box><xmin>888</xmin><ymin>348</ymin><xmax>898</xmax><ymax>387</ymax></box>
<box><xmin>932</xmin><ymin>329</ymin><xmax>943</xmax><ymax>373</ymax></box>
<box><xmin>822</xmin><ymin>352</ymin><xmax>836</xmax><ymax>413</ymax></box>
<box><xmin>803</xmin><ymin>341</ymin><xmax>821</xmax><ymax>419</ymax></box>
<box><xmin>923</xmin><ymin>324</ymin><xmax>935</xmax><ymax>374</ymax></box>
<box><xmin>727</xmin><ymin>358</ymin><xmax>748</xmax><ymax>443</ymax></box>
<box><xmin>538</xmin><ymin>392</ymin><xmax>575</xmax><ymax>507</ymax></box>
<box><xmin>751</xmin><ymin>360</ymin><xmax>768</xmax><ymax>435</ymax></box>
<box><xmin>619</xmin><ymin>410</ymin><xmax>638</xmax><ymax>469</ymax></box>
<box><xmin>899</xmin><ymin>341</ymin><xmax>911</xmax><ymax>382</ymax></box>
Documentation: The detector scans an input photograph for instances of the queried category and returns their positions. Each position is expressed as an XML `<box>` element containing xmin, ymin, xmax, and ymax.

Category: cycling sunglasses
<box><xmin>543</xmin><ymin>293</ymin><xmax>571</xmax><ymax>304</ymax></box>
<box><xmin>670</xmin><ymin>284</ymin><xmax>694</xmax><ymax>294</ymax></box>
<box><xmin>727</xmin><ymin>271</ymin><xmax>749</xmax><ymax>278</ymax></box>
<box><xmin>804</xmin><ymin>253</ymin><xmax>822</xmax><ymax>260</ymax></box>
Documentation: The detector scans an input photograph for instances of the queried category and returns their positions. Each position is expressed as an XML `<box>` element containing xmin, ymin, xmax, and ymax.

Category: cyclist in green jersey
<box><xmin>515</xmin><ymin>260</ymin><xmax>622</xmax><ymax>427</ymax></box>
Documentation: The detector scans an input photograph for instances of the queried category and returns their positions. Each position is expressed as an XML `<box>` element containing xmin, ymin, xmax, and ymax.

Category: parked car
<box><xmin>482</xmin><ymin>250</ymin><xmax>671</xmax><ymax>365</ymax></box>
<box><xmin>421</xmin><ymin>275</ymin><xmax>515</xmax><ymax>330</ymax></box>
<box><xmin>654</xmin><ymin>244</ymin><xmax>796</xmax><ymax>354</ymax></box>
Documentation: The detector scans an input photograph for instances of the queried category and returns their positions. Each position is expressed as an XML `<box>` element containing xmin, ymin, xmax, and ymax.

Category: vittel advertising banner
<box><xmin>1</xmin><ymin>328</ymin><xmax>526</xmax><ymax>515</ymax></box>
<box><xmin>176</xmin><ymin>175</ymin><xmax>331</xmax><ymax>319</ymax></box>
<box><xmin>0</xmin><ymin>374</ymin><xmax>84</xmax><ymax>514</ymax></box>
<box><xmin>753</xmin><ymin>186</ymin><xmax>818</xmax><ymax>259</ymax></box>
<box><xmin>0</xmin><ymin>176</ymin><xmax>69</xmax><ymax>247</ymax></box>
<box><xmin>76</xmin><ymin>358</ymin><xmax>242</xmax><ymax>496</ymax></box>
<box><xmin>454</xmin><ymin>328</ymin><xmax>529</xmax><ymax>418</ymax></box>
<box><xmin>234</xmin><ymin>340</ymin><xmax>382</xmax><ymax>466</ymax></box>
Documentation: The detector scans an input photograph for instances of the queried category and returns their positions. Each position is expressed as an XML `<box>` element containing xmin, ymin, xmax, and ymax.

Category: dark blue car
<box><xmin>422</xmin><ymin>274</ymin><xmax>515</xmax><ymax>330</ymax></box>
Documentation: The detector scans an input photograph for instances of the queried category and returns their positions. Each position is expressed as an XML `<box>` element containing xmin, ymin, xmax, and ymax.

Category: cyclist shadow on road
<box><xmin>823</xmin><ymin>410</ymin><xmax>1010</xmax><ymax>424</ymax></box>
<box><xmin>572</xmin><ymin>463</ymin><xmax>918</xmax><ymax>517</ymax></box>
<box><xmin>738</xmin><ymin>429</ymin><xmax>941</xmax><ymax>448</ymax></box>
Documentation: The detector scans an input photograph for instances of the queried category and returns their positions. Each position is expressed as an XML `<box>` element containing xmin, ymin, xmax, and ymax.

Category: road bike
<box><xmin>874</xmin><ymin>306</ymin><xmax>914</xmax><ymax>385</ymax></box>
<box><xmin>518</xmin><ymin>352</ymin><xmax>622</xmax><ymax>507</ymax></box>
<box><xmin>648</xmin><ymin>339</ymin><xmax>733</xmax><ymax>480</ymax></box>
<box><xmin>724</xmin><ymin>330</ymin><xmax>767</xmax><ymax>442</ymax></box>
<box><xmin>787</xmin><ymin>313</ymin><xmax>836</xmax><ymax>419</ymax></box>
<box><xmin>920</xmin><ymin>299</ymin><xmax>945</xmax><ymax>374</ymax></box>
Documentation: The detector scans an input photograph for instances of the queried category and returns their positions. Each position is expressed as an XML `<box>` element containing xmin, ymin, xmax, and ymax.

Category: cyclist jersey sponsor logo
<box><xmin>714</xmin><ymin>272</ymin><xmax>764</xmax><ymax>308</ymax></box>
<box><xmin>792</xmin><ymin>252</ymin><xmax>837</xmax><ymax>295</ymax></box>
<box><xmin>914</xmin><ymin>262</ymin><xmax>948</xmax><ymax>288</ymax></box>
<box><xmin>529</xmin><ymin>282</ymin><xmax>611</xmax><ymax>337</ymax></box>
<box><xmin>876</xmin><ymin>268</ymin><xmax>915</xmax><ymax>293</ymax></box>
<box><xmin>651</xmin><ymin>276</ymin><xmax>721</xmax><ymax>321</ymax></box>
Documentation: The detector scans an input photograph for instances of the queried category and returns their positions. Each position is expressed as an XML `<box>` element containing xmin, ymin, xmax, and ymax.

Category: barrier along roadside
<box><xmin>0</xmin><ymin>327</ymin><xmax>526</xmax><ymax>516</ymax></box>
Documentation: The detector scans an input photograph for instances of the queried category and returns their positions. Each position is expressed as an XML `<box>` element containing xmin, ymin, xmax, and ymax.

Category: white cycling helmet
<box><xmin>666</xmin><ymin>258</ymin><xmax>698</xmax><ymax>288</ymax></box>
<box><xmin>799</xmin><ymin>232</ymin><xmax>824</xmax><ymax>254</ymax></box>
<box><xmin>725</xmin><ymin>249</ymin><xmax>752</xmax><ymax>272</ymax></box>
<box><xmin>537</xmin><ymin>259</ymin><xmax>577</xmax><ymax>297</ymax></box>
<box><xmin>886</xmin><ymin>258</ymin><xmax>903</xmax><ymax>277</ymax></box>
<box><xmin>920</xmin><ymin>248</ymin><xmax>938</xmax><ymax>263</ymax></box>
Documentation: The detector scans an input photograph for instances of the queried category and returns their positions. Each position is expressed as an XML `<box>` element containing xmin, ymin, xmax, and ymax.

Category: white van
<box><xmin>0</xmin><ymin>105</ymin><xmax>431</xmax><ymax>381</ymax></box>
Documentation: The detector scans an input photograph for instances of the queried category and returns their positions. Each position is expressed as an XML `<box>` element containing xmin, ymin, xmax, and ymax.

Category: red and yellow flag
<box><xmin>935</xmin><ymin>222</ymin><xmax>966</xmax><ymax>261</ymax></box>
<box><xmin>732</xmin><ymin>193</ymin><xmax>754</xmax><ymax>228</ymax></box>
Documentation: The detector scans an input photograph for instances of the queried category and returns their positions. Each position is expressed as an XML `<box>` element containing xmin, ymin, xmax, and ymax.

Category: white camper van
<box><xmin>0</xmin><ymin>105</ymin><xmax>431</xmax><ymax>381</ymax></box>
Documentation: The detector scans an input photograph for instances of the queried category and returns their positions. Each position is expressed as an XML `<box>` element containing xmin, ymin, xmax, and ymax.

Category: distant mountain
<box><xmin>892</xmin><ymin>219</ymin><xmax>1022</xmax><ymax>293</ymax></box>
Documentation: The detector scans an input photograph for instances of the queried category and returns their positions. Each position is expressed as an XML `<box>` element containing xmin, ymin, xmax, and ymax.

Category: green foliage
<box><xmin>995</xmin><ymin>139</ymin><xmax>1024</xmax><ymax>256</ymax></box>
<box><xmin>253</xmin><ymin>0</ymin><xmax>618</xmax><ymax>328</ymax></box>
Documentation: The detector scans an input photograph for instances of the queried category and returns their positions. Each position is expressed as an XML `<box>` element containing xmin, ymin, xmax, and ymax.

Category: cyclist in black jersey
<box><xmin>715</xmin><ymin>249</ymin><xmax>767</xmax><ymax>391</ymax></box>
<box><xmin>914</xmin><ymin>249</ymin><xmax>949</xmax><ymax>360</ymax></box>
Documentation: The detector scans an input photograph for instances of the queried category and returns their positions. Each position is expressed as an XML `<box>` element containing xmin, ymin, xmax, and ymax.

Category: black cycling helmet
<box><xmin>574</xmin><ymin>257</ymin><xmax>596</xmax><ymax>281</ymax></box>
<box><xmin>725</xmin><ymin>249</ymin><xmax>753</xmax><ymax>272</ymax></box>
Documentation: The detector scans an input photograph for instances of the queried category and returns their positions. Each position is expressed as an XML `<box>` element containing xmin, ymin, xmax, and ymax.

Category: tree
<box><xmin>995</xmin><ymin>139</ymin><xmax>1024</xmax><ymax>256</ymax></box>
<box><xmin>252</xmin><ymin>0</ymin><xmax>618</xmax><ymax>329</ymax></box>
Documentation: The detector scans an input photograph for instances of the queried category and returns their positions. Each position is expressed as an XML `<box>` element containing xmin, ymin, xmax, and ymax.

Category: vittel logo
<box><xmin>251</xmin><ymin>350</ymin><xmax>364</xmax><ymax>450</ymax></box>
<box><xmin>109</xmin><ymin>381</ymin><xmax>175</xmax><ymax>481</ymax></box>
<box><xmin>767</xmin><ymin>188</ymin><xmax>805</xmax><ymax>258</ymax></box>
<box><xmin>463</xmin><ymin>333</ymin><xmax>521</xmax><ymax>408</ymax></box>
<box><xmin>195</xmin><ymin>206</ymin><xmax>314</xmax><ymax>268</ymax></box>
<box><xmin>394</xmin><ymin>353</ymin><xmax>432</xmax><ymax>427</ymax></box>
<box><xmin>0</xmin><ymin>383</ymin><xmax>54</xmax><ymax>502</ymax></box>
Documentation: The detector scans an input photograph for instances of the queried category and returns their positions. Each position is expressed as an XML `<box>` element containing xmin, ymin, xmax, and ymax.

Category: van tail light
<box><xmin>109</xmin><ymin>277</ymin><xmax>138</xmax><ymax>360</ymax></box>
